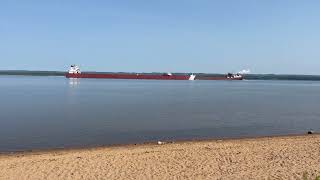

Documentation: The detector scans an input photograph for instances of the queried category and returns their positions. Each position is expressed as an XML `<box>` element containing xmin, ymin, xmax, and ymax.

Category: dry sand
<box><xmin>0</xmin><ymin>134</ymin><xmax>320</xmax><ymax>180</ymax></box>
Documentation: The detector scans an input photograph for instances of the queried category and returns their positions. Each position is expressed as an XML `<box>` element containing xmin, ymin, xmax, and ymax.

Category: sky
<box><xmin>1</xmin><ymin>0</ymin><xmax>320</xmax><ymax>74</ymax></box>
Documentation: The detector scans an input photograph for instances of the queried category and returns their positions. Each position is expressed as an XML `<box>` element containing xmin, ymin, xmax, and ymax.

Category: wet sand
<box><xmin>0</xmin><ymin>134</ymin><xmax>320</xmax><ymax>180</ymax></box>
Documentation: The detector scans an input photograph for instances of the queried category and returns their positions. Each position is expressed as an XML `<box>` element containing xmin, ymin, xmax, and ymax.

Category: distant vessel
<box><xmin>65</xmin><ymin>65</ymin><xmax>243</xmax><ymax>80</ymax></box>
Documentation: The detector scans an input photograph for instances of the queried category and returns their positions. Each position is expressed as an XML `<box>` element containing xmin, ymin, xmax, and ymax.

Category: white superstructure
<box><xmin>68</xmin><ymin>65</ymin><xmax>81</xmax><ymax>74</ymax></box>
<box><xmin>226</xmin><ymin>73</ymin><xmax>243</xmax><ymax>79</ymax></box>
<box><xmin>189</xmin><ymin>74</ymin><xmax>196</xmax><ymax>80</ymax></box>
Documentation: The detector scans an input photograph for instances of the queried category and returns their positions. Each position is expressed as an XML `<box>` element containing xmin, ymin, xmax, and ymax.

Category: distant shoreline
<box><xmin>1</xmin><ymin>70</ymin><xmax>320</xmax><ymax>81</ymax></box>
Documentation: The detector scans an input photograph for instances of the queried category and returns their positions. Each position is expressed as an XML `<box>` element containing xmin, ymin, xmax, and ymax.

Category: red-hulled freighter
<box><xmin>65</xmin><ymin>65</ymin><xmax>243</xmax><ymax>81</ymax></box>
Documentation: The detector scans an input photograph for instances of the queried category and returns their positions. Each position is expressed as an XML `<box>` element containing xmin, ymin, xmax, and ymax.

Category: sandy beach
<box><xmin>0</xmin><ymin>134</ymin><xmax>319</xmax><ymax>180</ymax></box>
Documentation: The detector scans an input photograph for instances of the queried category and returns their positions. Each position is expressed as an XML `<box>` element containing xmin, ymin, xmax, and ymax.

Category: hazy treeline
<box><xmin>1</xmin><ymin>71</ymin><xmax>320</xmax><ymax>81</ymax></box>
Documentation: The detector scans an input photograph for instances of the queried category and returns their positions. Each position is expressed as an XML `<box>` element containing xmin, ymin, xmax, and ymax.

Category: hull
<box><xmin>66</xmin><ymin>73</ymin><xmax>244</xmax><ymax>80</ymax></box>
<box><xmin>66</xmin><ymin>73</ymin><xmax>190</xmax><ymax>80</ymax></box>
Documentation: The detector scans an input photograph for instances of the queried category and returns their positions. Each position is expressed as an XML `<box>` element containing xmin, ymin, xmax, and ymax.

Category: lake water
<box><xmin>0</xmin><ymin>76</ymin><xmax>319</xmax><ymax>152</ymax></box>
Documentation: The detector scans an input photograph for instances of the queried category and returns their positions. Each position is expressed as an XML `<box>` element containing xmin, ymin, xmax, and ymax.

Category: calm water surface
<box><xmin>0</xmin><ymin>76</ymin><xmax>319</xmax><ymax>152</ymax></box>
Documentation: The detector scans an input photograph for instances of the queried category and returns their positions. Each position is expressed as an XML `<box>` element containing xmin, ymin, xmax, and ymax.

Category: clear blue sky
<box><xmin>1</xmin><ymin>0</ymin><xmax>320</xmax><ymax>74</ymax></box>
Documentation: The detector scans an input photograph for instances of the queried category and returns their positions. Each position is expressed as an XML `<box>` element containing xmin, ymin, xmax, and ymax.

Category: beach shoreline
<box><xmin>0</xmin><ymin>132</ymin><xmax>313</xmax><ymax>155</ymax></box>
<box><xmin>1</xmin><ymin>134</ymin><xmax>319</xmax><ymax>179</ymax></box>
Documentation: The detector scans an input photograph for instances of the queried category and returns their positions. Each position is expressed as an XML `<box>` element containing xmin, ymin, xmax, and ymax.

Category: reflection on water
<box><xmin>0</xmin><ymin>76</ymin><xmax>320</xmax><ymax>152</ymax></box>
<box><xmin>69</xmin><ymin>78</ymin><xmax>80</xmax><ymax>87</ymax></box>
